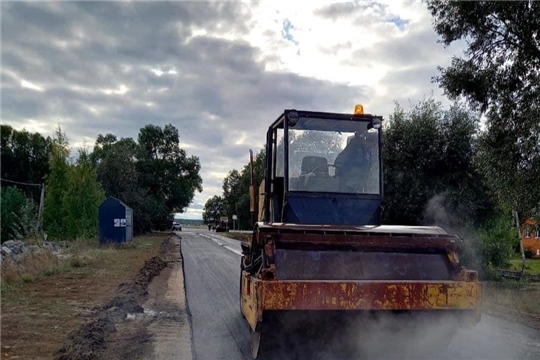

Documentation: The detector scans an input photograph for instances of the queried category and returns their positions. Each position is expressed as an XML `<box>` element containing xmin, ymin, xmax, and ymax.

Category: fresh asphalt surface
<box><xmin>179</xmin><ymin>228</ymin><xmax>540</xmax><ymax>360</ymax></box>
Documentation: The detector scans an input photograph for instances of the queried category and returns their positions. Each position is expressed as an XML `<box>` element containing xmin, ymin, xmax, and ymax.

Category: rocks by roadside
<box><xmin>1</xmin><ymin>239</ymin><xmax>64</xmax><ymax>263</ymax></box>
<box><xmin>1</xmin><ymin>240</ymin><xmax>67</xmax><ymax>279</ymax></box>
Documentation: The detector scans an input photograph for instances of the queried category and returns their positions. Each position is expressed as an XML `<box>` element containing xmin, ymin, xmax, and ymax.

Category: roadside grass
<box><xmin>20</xmin><ymin>274</ymin><xmax>35</xmax><ymax>283</ymax></box>
<box><xmin>1</xmin><ymin>250</ymin><xmax>62</xmax><ymax>285</ymax></box>
<box><xmin>0</xmin><ymin>233</ymin><xmax>165</xmax><ymax>360</ymax></box>
<box><xmin>482</xmin><ymin>280</ymin><xmax>540</xmax><ymax>330</ymax></box>
<box><xmin>507</xmin><ymin>257</ymin><xmax>540</xmax><ymax>274</ymax></box>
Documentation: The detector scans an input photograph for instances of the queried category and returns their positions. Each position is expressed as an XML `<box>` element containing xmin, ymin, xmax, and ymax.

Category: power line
<box><xmin>0</xmin><ymin>178</ymin><xmax>42</xmax><ymax>187</ymax></box>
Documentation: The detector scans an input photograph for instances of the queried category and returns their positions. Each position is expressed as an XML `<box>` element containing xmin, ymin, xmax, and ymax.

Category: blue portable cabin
<box><xmin>99</xmin><ymin>196</ymin><xmax>133</xmax><ymax>244</ymax></box>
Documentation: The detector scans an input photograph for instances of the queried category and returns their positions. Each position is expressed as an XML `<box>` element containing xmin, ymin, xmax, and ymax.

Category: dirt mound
<box><xmin>55</xmin><ymin>247</ymin><xmax>169</xmax><ymax>360</ymax></box>
<box><xmin>56</xmin><ymin>318</ymin><xmax>115</xmax><ymax>360</ymax></box>
<box><xmin>105</xmin><ymin>256</ymin><xmax>168</xmax><ymax>314</ymax></box>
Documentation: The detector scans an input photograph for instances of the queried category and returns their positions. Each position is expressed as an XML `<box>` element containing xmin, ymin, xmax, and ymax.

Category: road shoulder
<box><xmin>54</xmin><ymin>234</ymin><xmax>193</xmax><ymax>360</ymax></box>
<box><xmin>144</xmin><ymin>234</ymin><xmax>193</xmax><ymax>360</ymax></box>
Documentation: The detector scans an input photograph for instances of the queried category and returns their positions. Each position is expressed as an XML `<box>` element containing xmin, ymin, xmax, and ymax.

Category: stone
<box><xmin>1</xmin><ymin>246</ymin><xmax>12</xmax><ymax>256</ymax></box>
<box><xmin>26</xmin><ymin>245</ymin><xmax>41</xmax><ymax>253</ymax></box>
<box><xmin>3</xmin><ymin>240</ymin><xmax>24</xmax><ymax>255</ymax></box>
<box><xmin>3</xmin><ymin>240</ymin><xmax>16</xmax><ymax>247</ymax></box>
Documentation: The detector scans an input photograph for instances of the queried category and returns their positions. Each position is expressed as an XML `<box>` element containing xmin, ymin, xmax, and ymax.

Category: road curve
<box><xmin>181</xmin><ymin>229</ymin><xmax>540</xmax><ymax>360</ymax></box>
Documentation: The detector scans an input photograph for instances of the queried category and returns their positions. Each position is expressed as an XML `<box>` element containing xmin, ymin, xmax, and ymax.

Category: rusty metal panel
<box><xmin>241</xmin><ymin>271</ymin><xmax>263</xmax><ymax>331</ymax></box>
<box><xmin>260</xmin><ymin>280</ymin><xmax>480</xmax><ymax>311</ymax></box>
<box><xmin>275</xmin><ymin>249</ymin><xmax>452</xmax><ymax>281</ymax></box>
<box><xmin>275</xmin><ymin>233</ymin><xmax>459</xmax><ymax>252</ymax></box>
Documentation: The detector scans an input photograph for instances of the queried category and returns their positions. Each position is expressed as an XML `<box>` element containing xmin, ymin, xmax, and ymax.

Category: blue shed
<box><xmin>99</xmin><ymin>196</ymin><xmax>133</xmax><ymax>244</ymax></box>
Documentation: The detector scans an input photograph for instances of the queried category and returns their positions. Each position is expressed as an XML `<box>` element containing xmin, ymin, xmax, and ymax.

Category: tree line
<box><xmin>1</xmin><ymin>123</ymin><xmax>202</xmax><ymax>242</ymax></box>
<box><xmin>204</xmin><ymin>2</ymin><xmax>539</xmax><ymax>276</ymax></box>
<box><xmin>203</xmin><ymin>150</ymin><xmax>266</xmax><ymax>230</ymax></box>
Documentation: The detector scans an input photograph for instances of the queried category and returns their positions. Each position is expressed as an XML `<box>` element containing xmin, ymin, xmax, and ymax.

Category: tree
<box><xmin>1</xmin><ymin>125</ymin><xmax>52</xmax><ymax>201</ymax></box>
<box><xmin>426</xmin><ymin>1</ymin><xmax>540</xmax><ymax>219</ymax></box>
<box><xmin>382</xmin><ymin>99</ymin><xmax>494</xmax><ymax>228</ymax></box>
<box><xmin>222</xmin><ymin>169</ymin><xmax>242</xmax><ymax>221</ymax></box>
<box><xmin>43</xmin><ymin>127</ymin><xmax>71</xmax><ymax>239</ymax></box>
<box><xmin>93</xmin><ymin>135</ymin><xmax>152</xmax><ymax>234</ymax></box>
<box><xmin>137</xmin><ymin>124</ymin><xmax>203</xmax><ymax>214</ymax></box>
<box><xmin>94</xmin><ymin>136</ymin><xmax>139</xmax><ymax>198</ymax></box>
<box><xmin>203</xmin><ymin>195</ymin><xmax>226</xmax><ymax>225</ymax></box>
<box><xmin>1</xmin><ymin>187</ymin><xmax>38</xmax><ymax>242</ymax></box>
<box><xmin>92</xmin><ymin>124</ymin><xmax>203</xmax><ymax>233</ymax></box>
<box><xmin>476</xmin><ymin>111</ymin><xmax>540</xmax><ymax>219</ymax></box>
<box><xmin>219</xmin><ymin>148</ymin><xmax>266</xmax><ymax>229</ymax></box>
<box><xmin>91</xmin><ymin>133</ymin><xmax>119</xmax><ymax>164</ymax></box>
<box><xmin>62</xmin><ymin>148</ymin><xmax>105</xmax><ymax>239</ymax></box>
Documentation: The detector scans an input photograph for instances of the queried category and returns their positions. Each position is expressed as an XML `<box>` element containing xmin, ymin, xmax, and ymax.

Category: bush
<box><xmin>15</xmin><ymin>197</ymin><xmax>39</xmax><ymax>240</ymax></box>
<box><xmin>1</xmin><ymin>187</ymin><xmax>39</xmax><ymax>242</ymax></box>
<box><xmin>478</xmin><ymin>214</ymin><xmax>517</xmax><ymax>269</ymax></box>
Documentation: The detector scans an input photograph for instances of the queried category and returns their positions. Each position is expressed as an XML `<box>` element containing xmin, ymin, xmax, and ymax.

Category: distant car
<box><xmin>171</xmin><ymin>222</ymin><xmax>182</xmax><ymax>231</ymax></box>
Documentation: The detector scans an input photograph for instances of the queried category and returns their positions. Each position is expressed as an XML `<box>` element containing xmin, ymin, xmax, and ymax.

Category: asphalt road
<box><xmin>180</xmin><ymin>229</ymin><xmax>540</xmax><ymax>360</ymax></box>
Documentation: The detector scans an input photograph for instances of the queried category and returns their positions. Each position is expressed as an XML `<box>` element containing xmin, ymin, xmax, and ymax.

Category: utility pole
<box><xmin>38</xmin><ymin>183</ymin><xmax>45</xmax><ymax>232</ymax></box>
<box><xmin>513</xmin><ymin>210</ymin><xmax>527</xmax><ymax>280</ymax></box>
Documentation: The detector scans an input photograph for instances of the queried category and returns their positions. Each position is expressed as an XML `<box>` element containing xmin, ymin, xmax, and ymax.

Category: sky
<box><xmin>1</xmin><ymin>1</ymin><xmax>464</xmax><ymax>220</ymax></box>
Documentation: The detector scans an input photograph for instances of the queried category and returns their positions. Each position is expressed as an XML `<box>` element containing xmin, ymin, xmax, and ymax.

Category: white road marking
<box><xmin>198</xmin><ymin>233</ymin><xmax>242</xmax><ymax>256</ymax></box>
<box><xmin>223</xmin><ymin>245</ymin><xmax>242</xmax><ymax>256</ymax></box>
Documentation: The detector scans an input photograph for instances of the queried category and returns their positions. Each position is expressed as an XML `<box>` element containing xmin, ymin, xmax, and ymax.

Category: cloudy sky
<box><xmin>1</xmin><ymin>1</ymin><xmax>463</xmax><ymax>219</ymax></box>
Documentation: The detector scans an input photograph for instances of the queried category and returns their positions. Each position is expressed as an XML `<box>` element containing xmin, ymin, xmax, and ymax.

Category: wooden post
<box><xmin>37</xmin><ymin>183</ymin><xmax>45</xmax><ymax>233</ymax></box>
<box><xmin>513</xmin><ymin>210</ymin><xmax>527</xmax><ymax>280</ymax></box>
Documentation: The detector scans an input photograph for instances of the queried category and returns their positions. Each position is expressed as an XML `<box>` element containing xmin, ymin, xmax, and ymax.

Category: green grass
<box><xmin>43</xmin><ymin>265</ymin><xmax>71</xmax><ymax>276</ymax></box>
<box><xmin>21</xmin><ymin>274</ymin><xmax>35</xmax><ymax>283</ymax></box>
<box><xmin>507</xmin><ymin>258</ymin><xmax>540</xmax><ymax>274</ymax></box>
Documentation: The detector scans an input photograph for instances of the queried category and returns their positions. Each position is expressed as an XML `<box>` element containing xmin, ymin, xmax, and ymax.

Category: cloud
<box><xmin>314</xmin><ymin>2</ymin><xmax>359</xmax><ymax>20</ymax></box>
<box><xmin>1</xmin><ymin>1</ymin><xmax>463</xmax><ymax>219</ymax></box>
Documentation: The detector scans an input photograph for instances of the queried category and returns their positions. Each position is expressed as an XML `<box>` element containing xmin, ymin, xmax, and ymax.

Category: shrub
<box><xmin>478</xmin><ymin>214</ymin><xmax>517</xmax><ymax>269</ymax></box>
<box><xmin>21</xmin><ymin>274</ymin><xmax>35</xmax><ymax>283</ymax></box>
<box><xmin>1</xmin><ymin>187</ymin><xmax>38</xmax><ymax>242</ymax></box>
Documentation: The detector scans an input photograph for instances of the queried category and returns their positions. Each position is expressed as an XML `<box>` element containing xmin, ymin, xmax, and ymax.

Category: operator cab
<box><xmin>262</xmin><ymin>106</ymin><xmax>383</xmax><ymax>226</ymax></box>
